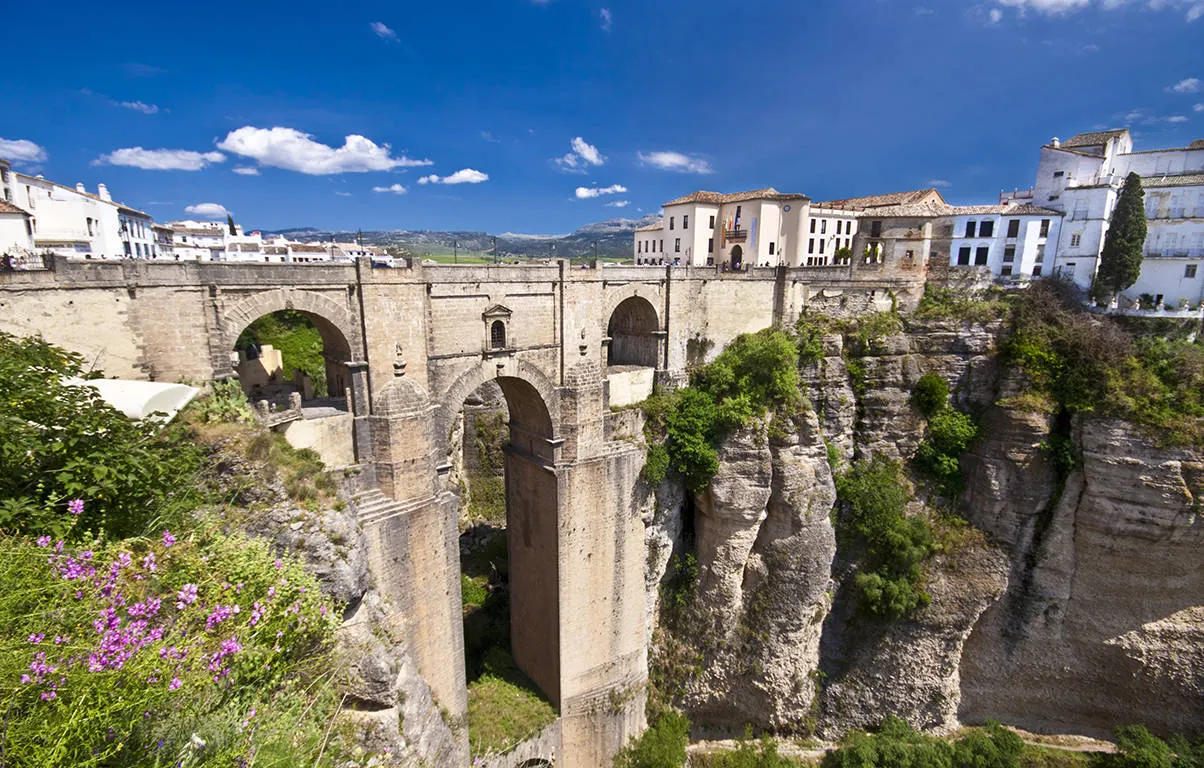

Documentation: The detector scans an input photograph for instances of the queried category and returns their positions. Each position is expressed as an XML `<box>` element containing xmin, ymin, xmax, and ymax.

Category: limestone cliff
<box><xmin>646</xmin><ymin>317</ymin><xmax>1204</xmax><ymax>740</ymax></box>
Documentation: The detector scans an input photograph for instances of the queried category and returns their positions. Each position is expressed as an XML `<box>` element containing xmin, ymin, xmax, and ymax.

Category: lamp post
<box><xmin>453</xmin><ymin>240</ymin><xmax>458</xmax><ymax>264</ymax></box>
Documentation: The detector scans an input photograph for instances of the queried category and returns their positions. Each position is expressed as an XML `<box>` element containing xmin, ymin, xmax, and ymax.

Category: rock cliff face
<box><xmin>646</xmin><ymin>319</ymin><xmax>1204</xmax><ymax>740</ymax></box>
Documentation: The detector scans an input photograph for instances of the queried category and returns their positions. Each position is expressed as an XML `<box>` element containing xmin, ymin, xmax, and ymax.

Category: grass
<box><xmin>466</xmin><ymin>473</ymin><xmax>506</xmax><ymax>523</ymax></box>
<box><xmin>466</xmin><ymin>648</ymin><xmax>557</xmax><ymax>758</ymax></box>
<box><xmin>1017</xmin><ymin>745</ymin><xmax>1092</xmax><ymax>768</ymax></box>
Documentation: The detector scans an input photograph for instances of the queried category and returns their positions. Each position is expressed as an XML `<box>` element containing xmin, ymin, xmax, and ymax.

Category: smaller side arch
<box><xmin>606</xmin><ymin>295</ymin><xmax>660</xmax><ymax>369</ymax></box>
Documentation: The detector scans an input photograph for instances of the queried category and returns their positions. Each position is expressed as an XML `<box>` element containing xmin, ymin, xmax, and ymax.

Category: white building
<box><xmin>169</xmin><ymin>221</ymin><xmax>229</xmax><ymax>261</ymax></box>
<box><xmin>946</xmin><ymin>204</ymin><xmax>1061</xmax><ymax>279</ymax></box>
<box><xmin>13</xmin><ymin>175</ymin><xmax>125</xmax><ymax>259</ymax></box>
<box><xmin>1023</xmin><ymin>129</ymin><xmax>1204</xmax><ymax>308</ymax></box>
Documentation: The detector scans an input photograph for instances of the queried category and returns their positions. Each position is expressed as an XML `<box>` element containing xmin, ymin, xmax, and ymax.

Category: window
<box><xmin>1035</xmin><ymin>244</ymin><xmax>1045</xmax><ymax>263</ymax></box>
<box><xmin>810</xmin><ymin>219</ymin><xmax>816</xmax><ymax>233</ymax></box>
<box><xmin>1032</xmin><ymin>266</ymin><xmax>1042</xmax><ymax>277</ymax></box>
<box><xmin>820</xmin><ymin>220</ymin><xmax>827</xmax><ymax>235</ymax></box>
<box><xmin>769</xmin><ymin>242</ymin><xmax>775</xmax><ymax>255</ymax></box>
<box><xmin>1164</xmin><ymin>234</ymin><xmax>1179</xmax><ymax>255</ymax></box>
<box><xmin>836</xmin><ymin>221</ymin><xmax>842</xmax><ymax>235</ymax></box>
<box><xmin>1072</xmin><ymin>200</ymin><xmax>1088</xmax><ymax>220</ymax></box>
<box><xmin>1146</xmin><ymin>198</ymin><xmax>1158</xmax><ymax>219</ymax></box>
<box><xmin>1186</xmin><ymin>264</ymin><xmax>1198</xmax><ymax>279</ymax></box>
<box><xmin>975</xmin><ymin>246</ymin><xmax>989</xmax><ymax>265</ymax></box>
<box><xmin>905</xmin><ymin>250</ymin><xmax>914</xmax><ymax>259</ymax></box>
<box><xmin>674</xmin><ymin>238</ymin><xmax>681</xmax><ymax>253</ymax></box>
<box><xmin>735</xmin><ymin>205</ymin><xmax>742</xmax><ymax>220</ymax></box>
<box><xmin>808</xmin><ymin>239</ymin><xmax>815</xmax><ymax>254</ymax></box>
<box><xmin>965</xmin><ymin>221</ymin><xmax>977</xmax><ymax>238</ymax></box>
<box><xmin>1070</xmin><ymin>233</ymin><xmax>1082</xmax><ymax>248</ymax></box>
<box><xmin>1001</xmin><ymin>265</ymin><xmax>1013</xmax><ymax>277</ymax></box>
<box><xmin>709</xmin><ymin>215</ymin><xmax>715</xmax><ymax>229</ymax></box>
<box><xmin>490</xmin><ymin>320</ymin><xmax>506</xmax><ymax>349</ymax></box>
<box><xmin>819</xmin><ymin>240</ymin><xmax>825</xmax><ymax>254</ymax></box>
<box><xmin>86</xmin><ymin>218</ymin><xmax>94</xmax><ymax>236</ymax></box>
<box><xmin>1039</xmin><ymin>219</ymin><xmax>1050</xmax><ymax>238</ymax></box>
<box><xmin>637</xmin><ymin>241</ymin><xmax>642</xmax><ymax>253</ymax></box>
<box><xmin>1061</xmin><ymin>262</ymin><xmax>1076</xmax><ymax>278</ymax></box>
<box><xmin>669</xmin><ymin>216</ymin><xmax>675</xmax><ymax>230</ymax></box>
<box><xmin>1007</xmin><ymin>219</ymin><xmax>1020</xmax><ymax>238</ymax></box>
<box><xmin>958</xmin><ymin>246</ymin><xmax>971</xmax><ymax>265</ymax></box>
<box><xmin>979</xmin><ymin>220</ymin><xmax>994</xmax><ymax>237</ymax></box>
<box><xmin>1003</xmin><ymin>245</ymin><xmax>1015</xmax><ymax>262</ymax></box>
<box><xmin>870</xmin><ymin>221</ymin><xmax>882</xmax><ymax>237</ymax></box>
<box><xmin>1053</xmin><ymin>171</ymin><xmax>1064</xmax><ymax>178</ymax></box>
<box><xmin>683</xmin><ymin>215</ymin><xmax>689</xmax><ymax>229</ymax></box>
<box><xmin>708</xmin><ymin>238</ymin><xmax>714</xmax><ymax>253</ymax></box>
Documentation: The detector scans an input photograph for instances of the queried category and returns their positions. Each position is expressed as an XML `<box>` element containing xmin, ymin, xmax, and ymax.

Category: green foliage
<box><xmin>692</xmin><ymin>733</ymin><xmax>805</xmax><ymax>767</ymax></box>
<box><xmin>0</xmin><ymin>332</ymin><xmax>206</xmax><ymax>541</ymax></box>
<box><xmin>644</xmin><ymin>329</ymin><xmax>801</xmax><ymax>493</ymax></box>
<box><xmin>848</xmin><ymin>311</ymin><xmax>904</xmax><ymax>354</ymax></box>
<box><xmin>915</xmin><ymin>409</ymin><xmax>980</xmax><ymax>498</ymax></box>
<box><xmin>0</xmin><ymin>529</ymin><xmax>344</xmax><ymax>767</ymax></box>
<box><xmin>244</xmin><ymin>430</ymin><xmax>335</xmax><ymax>504</ymax></box>
<box><xmin>1005</xmin><ymin>281</ymin><xmax>1204</xmax><ymax>446</ymax></box>
<box><xmin>613</xmin><ymin>711</ymin><xmax>690</xmax><ymax>768</ymax></box>
<box><xmin>466</xmin><ymin>648</ymin><xmax>557</xmax><ymax>758</ymax></box>
<box><xmin>796</xmin><ymin>312</ymin><xmax>834</xmax><ymax>365</ymax></box>
<box><xmin>823</xmin><ymin>718</ymin><xmax>1023</xmax><ymax>768</ymax></box>
<box><xmin>461</xmin><ymin>572</ymin><xmax>488</xmax><ymax>611</ymax></box>
<box><xmin>190</xmin><ymin>378</ymin><xmax>255</xmax><ymax>424</ymax></box>
<box><xmin>835</xmin><ymin>457</ymin><xmax>937</xmax><ymax>618</ymax></box>
<box><xmin>236</xmin><ymin>311</ymin><xmax>329</xmax><ymax>396</ymax></box>
<box><xmin>642</xmin><ymin>443</ymin><xmax>671</xmax><ymax>485</ymax></box>
<box><xmin>1093</xmin><ymin>173</ymin><xmax>1147</xmax><ymax>303</ymax></box>
<box><xmin>915</xmin><ymin>284</ymin><xmax>1013</xmax><ymax>323</ymax></box>
<box><xmin>912</xmin><ymin>373</ymin><xmax>950</xmax><ymax>418</ymax></box>
<box><xmin>1098</xmin><ymin>726</ymin><xmax>1174</xmax><ymax>768</ymax></box>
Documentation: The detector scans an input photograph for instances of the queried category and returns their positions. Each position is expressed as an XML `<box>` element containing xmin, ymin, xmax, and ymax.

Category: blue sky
<box><xmin>2</xmin><ymin>0</ymin><xmax>1202</xmax><ymax>234</ymax></box>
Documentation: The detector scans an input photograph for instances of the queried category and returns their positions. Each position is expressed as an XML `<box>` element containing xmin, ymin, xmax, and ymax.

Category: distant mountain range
<box><xmin>260</xmin><ymin>214</ymin><xmax>661</xmax><ymax>261</ymax></box>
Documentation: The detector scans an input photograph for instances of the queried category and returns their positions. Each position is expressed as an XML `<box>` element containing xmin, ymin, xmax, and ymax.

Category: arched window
<box><xmin>490</xmin><ymin>320</ymin><xmax>506</xmax><ymax>349</ymax></box>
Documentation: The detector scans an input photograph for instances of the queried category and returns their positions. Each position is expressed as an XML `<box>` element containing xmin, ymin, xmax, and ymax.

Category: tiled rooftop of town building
<box><xmin>662</xmin><ymin>187</ymin><xmax>809</xmax><ymax>206</ymax></box>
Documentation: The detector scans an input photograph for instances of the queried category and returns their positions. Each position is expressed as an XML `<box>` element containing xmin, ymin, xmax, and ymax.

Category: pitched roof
<box><xmin>1060</xmin><ymin>129</ymin><xmax>1128</xmax><ymax>149</ymax></box>
<box><xmin>0</xmin><ymin>200</ymin><xmax>30</xmax><ymax>216</ymax></box>
<box><xmin>1142</xmin><ymin>173</ymin><xmax>1204</xmax><ymax>188</ymax></box>
<box><xmin>949</xmin><ymin>203</ymin><xmax>1064</xmax><ymax>216</ymax></box>
<box><xmin>816</xmin><ymin>188</ymin><xmax>946</xmax><ymax>210</ymax></box>
<box><xmin>289</xmin><ymin>243</ymin><xmax>327</xmax><ymax>253</ymax></box>
<box><xmin>857</xmin><ymin>202</ymin><xmax>954</xmax><ymax>218</ymax></box>
<box><xmin>635</xmin><ymin>221</ymin><xmax>663</xmax><ymax>232</ymax></box>
<box><xmin>663</xmin><ymin>187</ymin><xmax>808</xmax><ymax>206</ymax></box>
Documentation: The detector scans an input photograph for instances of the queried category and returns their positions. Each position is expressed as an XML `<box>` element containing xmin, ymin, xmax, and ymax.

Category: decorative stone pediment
<box><xmin>482</xmin><ymin>304</ymin><xmax>512</xmax><ymax>320</ymax></box>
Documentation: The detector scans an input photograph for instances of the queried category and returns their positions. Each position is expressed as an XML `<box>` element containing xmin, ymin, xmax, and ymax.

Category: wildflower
<box><xmin>40</xmin><ymin>691</ymin><xmax>56</xmax><ymax>701</ymax></box>
<box><xmin>36</xmin><ymin>536</ymin><xmax>51</xmax><ymax>548</ymax></box>
<box><xmin>142</xmin><ymin>552</ymin><xmax>157</xmax><ymax>572</ymax></box>
<box><xmin>274</xmin><ymin>558</ymin><xmax>283</xmax><ymax>570</ymax></box>
<box><xmin>54</xmin><ymin>635</ymin><xmax>70</xmax><ymax>645</ymax></box>
<box><xmin>175</xmin><ymin>584</ymin><xmax>199</xmax><ymax>609</ymax></box>
<box><xmin>169</xmin><ymin>677</ymin><xmax>182</xmax><ymax>690</ymax></box>
<box><xmin>27</xmin><ymin>633</ymin><xmax>44</xmax><ymax>644</ymax></box>
<box><xmin>205</xmin><ymin>604</ymin><xmax>237</xmax><ymax>630</ymax></box>
<box><xmin>162</xmin><ymin>530</ymin><xmax>176</xmax><ymax>547</ymax></box>
<box><xmin>20</xmin><ymin>674</ymin><xmax>31</xmax><ymax>684</ymax></box>
<box><xmin>67</xmin><ymin>499</ymin><xmax>84</xmax><ymax>516</ymax></box>
<box><xmin>249</xmin><ymin>601</ymin><xmax>265</xmax><ymax>627</ymax></box>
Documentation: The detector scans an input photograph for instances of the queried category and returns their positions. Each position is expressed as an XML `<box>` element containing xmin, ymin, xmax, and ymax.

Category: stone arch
<box><xmin>220</xmin><ymin>288</ymin><xmax>361</xmax><ymax>397</ymax></box>
<box><xmin>436</xmin><ymin>358</ymin><xmax>561</xmax><ymax>458</ymax></box>
<box><xmin>606</xmin><ymin>295</ymin><xmax>660</xmax><ymax>369</ymax></box>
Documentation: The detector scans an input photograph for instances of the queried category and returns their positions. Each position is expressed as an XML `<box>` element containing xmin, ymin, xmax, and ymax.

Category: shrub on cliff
<box><xmin>613</xmin><ymin>710</ymin><xmax>690</xmax><ymax>768</ymax></box>
<box><xmin>911</xmin><ymin>372</ymin><xmax>950</xmax><ymax>418</ymax></box>
<box><xmin>823</xmin><ymin>717</ymin><xmax>1022</xmax><ymax>768</ymax></box>
<box><xmin>835</xmin><ymin>457</ymin><xmax>937</xmax><ymax>618</ymax></box>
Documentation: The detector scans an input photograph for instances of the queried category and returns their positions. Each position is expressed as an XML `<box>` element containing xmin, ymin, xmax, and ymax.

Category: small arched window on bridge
<box><xmin>490</xmin><ymin>320</ymin><xmax>506</xmax><ymax>350</ymax></box>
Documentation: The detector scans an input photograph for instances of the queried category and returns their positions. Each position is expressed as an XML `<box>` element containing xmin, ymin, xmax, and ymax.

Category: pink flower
<box><xmin>175</xmin><ymin>584</ymin><xmax>198</xmax><ymax>609</ymax></box>
<box><xmin>27</xmin><ymin>633</ymin><xmax>44</xmax><ymax>644</ymax></box>
<box><xmin>274</xmin><ymin>559</ymin><xmax>283</xmax><ymax>570</ymax></box>
<box><xmin>67</xmin><ymin>499</ymin><xmax>84</xmax><ymax>516</ymax></box>
<box><xmin>40</xmin><ymin>691</ymin><xmax>57</xmax><ymax>701</ymax></box>
<box><xmin>35</xmin><ymin>536</ymin><xmax>51</xmax><ymax>548</ymax></box>
<box><xmin>162</xmin><ymin>531</ymin><xmax>176</xmax><ymax>547</ymax></box>
<box><xmin>168</xmin><ymin>677</ymin><xmax>182</xmax><ymax>690</ymax></box>
<box><xmin>142</xmin><ymin>552</ymin><xmax>157</xmax><ymax>573</ymax></box>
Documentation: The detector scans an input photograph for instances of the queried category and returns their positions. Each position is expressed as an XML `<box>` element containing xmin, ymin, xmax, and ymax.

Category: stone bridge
<box><xmin>0</xmin><ymin>255</ymin><xmax>924</xmax><ymax>766</ymax></box>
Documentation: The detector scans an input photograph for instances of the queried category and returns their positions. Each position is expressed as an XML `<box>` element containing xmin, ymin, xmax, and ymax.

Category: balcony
<box><xmin>723</xmin><ymin>228</ymin><xmax>747</xmax><ymax>242</ymax></box>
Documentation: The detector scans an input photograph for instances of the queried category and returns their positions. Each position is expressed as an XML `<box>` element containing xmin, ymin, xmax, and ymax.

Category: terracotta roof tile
<box><xmin>816</xmin><ymin>188</ymin><xmax>946</xmax><ymax>210</ymax></box>
<box><xmin>1143</xmin><ymin>173</ymin><xmax>1204</xmax><ymax>188</ymax></box>
<box><xmin>1060</xmin><ymin>129</ymin><xmax>1128</xmax><ymax>149</ymax></box>
<box><xmin>0</xmin><ymin>200</ymin><xmax>30</xmax><ymax>216</ymax></box>
<box><xmin>663</xmin><ymin>187</ymin><xmax>808</xmax><ymax>207</ymax></box>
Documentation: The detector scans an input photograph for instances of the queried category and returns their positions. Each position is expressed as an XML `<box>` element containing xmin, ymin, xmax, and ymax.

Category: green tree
<box><xmin>911</xmin><ymin>372</ymin><xmax>949</xmax><ymax>418</ymax></box>
<box><xmin>1093</xmin><ymin>172</ymin><xmax>1147</xmax><ymax>304</ymax></box>
<box><xmin>226</xmin><ymin>212</ymin><xmax>237</xmax><ymax>235</ymax></box>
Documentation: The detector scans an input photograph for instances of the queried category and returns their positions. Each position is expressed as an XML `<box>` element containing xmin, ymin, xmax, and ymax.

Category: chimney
<box><xmin>75</xmin><ymin>183</ymin><xmax>86</xmax><ymax>193</ymax></box>
<box><xmin>97</xmin><ymin>183</ymin><xmax>111</xmax><ymax>202</ymax></box>
<box><xmin>1051</xmin><ymin>137</ymin><xmax>1061</xmax><ymax>148</ymax></box>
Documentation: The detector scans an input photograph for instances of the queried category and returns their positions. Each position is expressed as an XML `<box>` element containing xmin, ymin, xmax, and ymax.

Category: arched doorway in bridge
<box><xmin>606</xmin><ymin>296</ymin><xmax>659</xmax><ymax>369</ymax></box>
<box><xmin>453</xmin><ymin>373</ymin><xmax>561</xmax><ymax>747</ymax></box>
<box><xmin>233</xmin><ymin>309</ymin><xmax>352</xmax><ymax>407</ymax></box>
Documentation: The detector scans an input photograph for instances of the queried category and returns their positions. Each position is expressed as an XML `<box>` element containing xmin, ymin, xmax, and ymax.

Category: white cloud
<box><xmin>417</xmin><ymin>168</ymin><xmax>489</xmax><ymax>185</ymax></box>
<box><xmin>217</xmin><ymin>126</ymin><xmax>431</xmax><ymax>174</ymax></box>
<box><xmin>232</xmin><ymin>166</ymin><xmax>260</xmax><ymax>176</ymax></box>
<box><xmin>637</xmin><ymin>150</ymin><xmax>713</xmax><ymax>174</ymax></box>
<box><xmin>555</xmin><ymin>136</ymin><xmax>606</xmax><ymax>171</ymax></box>
<box><xmin>1166</xmin><ymin>115</ymin><xmax>1189</xmax><ymax>122</ymax></box>
<box><xmin>1169</xmin><ymin>77</ymin><xmax>1201</xmax><ymax>93</ymax></box>
<box><xmin>914</xmin><ymin>6</ymin><xmax>935</xmax><ymax>13</ymax></box>
<box><xmin>989</xmin><ymin>8</ymin><xmax>1003</xmax><ymax>22</ymax></box>
<box><xmin>927</xmin><ymin>179</ymin><xmax>952</xmax><ymax>188</ymax></box>
<box><xmin>335</xmin><ymin>191</ymin><xmax>353</xmax><ymax>197</ymax></box>
<box><xmin>1117</xmin><ymin>108</ymin><xmax>1192</xmax><ymax>125</ymax></box>
<box><xmin>600</xmin><ymin>8</ymin><xmax>613</xmax><ymax>31</ymax></box>
<box><xmin>0</xmin><ymin>137</ymin><xmax>48</xmax><ymax>163</ymax></box>
<box><xmin>185</xmin><ymin>203</ymin><xmax>230</xmax><ymax>218</ymax></box>
<box><xmin>480</xmin><ymin>131</ymin><xmax>502</xmax><ymax>143</ymax></box>
<box><xmin>95</xmin><ymin>147</ymin><xmax>226</xmax><ymax>170</ymax></box>
<box><xmin>605</xmin><ymin>200</ymin><xmax>630</xmax><ymax>208</ymax></box>
<box><xmin>575</xmin><ymin>184</ymin><xmax>627</xmax><ymax>199</ymax></box>
<box><xmin>996</xmin><ymin>0</ymin><xmax>1204</xmax><ymax>22</ymax></box>
<box><xmin>370</xmin><ymin>21</ymin><xmax>397</xmax><ymax>40</ymax></box>
<box><xmin>373</xmin><ymin>183</ymin><xmax>408</xmax><ymax>194</ymax></box>
<box><xmin>1195</xmin><ymin>103</ymin><xmax>1204</xmax><ymax>112</ymax></box>
<box><xmin>119</xmin><ymin>100</ymin><xmax>160</xmax><ymax>114</ymax></box>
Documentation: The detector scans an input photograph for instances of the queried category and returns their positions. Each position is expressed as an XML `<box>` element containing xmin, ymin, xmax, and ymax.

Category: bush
<box><xmin>692</xmin><ymin>734</ymin><xmax>804</xmax><ymax>767</ymax></box>
<box><xmin>613</xmin><ymin>711</ymin><xmax>690</xmax><ymax>768</ymax></box>
<box><xmin>236</xmin><ymin>310</ymin><xmax>329</xmax><ymax>396</ymax></box>
<box><xmin>915</xmin><ymin>409</ymin><xmax>980</xmax><ymax>498</ymax></box>
<box><xmin>912</xmin><ymin>373</ymin><xmax>950</xmax><ymax>418</ymax></box>
<box><xmin>835</xmin><ymin>458</ymin><xmax>937</xmax><ymax>618</ymax></box>
<box><xmin>823</xmin><ymin>718</ymin><xmax>1023</xmax><ymax>768</ymax></box>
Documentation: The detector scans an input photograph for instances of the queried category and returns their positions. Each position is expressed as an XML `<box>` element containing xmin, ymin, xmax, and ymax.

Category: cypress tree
<box><xmin>226</xmin><ymin>213</ymin><xmax>237</xmax><ymax>236</ymax></box>
<box><xmin>1092</xmin><ymin>172</ymin><xmax>1147</xmax><ymax>303</ymax></box>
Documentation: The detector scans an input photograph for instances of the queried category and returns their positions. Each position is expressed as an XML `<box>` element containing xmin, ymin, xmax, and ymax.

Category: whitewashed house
<box><xmin>946</xmin><ymin>205</ymin><xmax>1061</xmax><ymax>279</ymax></box>
<box><xmin>169</xmin><ymin>221</ymin><xmax>228</xmax><ymax>261</ymax></box>
<box><xmin>12</xmin><ymin>174</ymin><xmax>134</xmax><ymax>259</ymax></box>
<box><xmin>1023</xmin><ymin>129</ymin><xmax>1204</xmax><ymax>308</ymax></box>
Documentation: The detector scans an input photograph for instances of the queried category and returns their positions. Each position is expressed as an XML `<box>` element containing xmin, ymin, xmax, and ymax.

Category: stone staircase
<box><xmin>352</xmin><ymin>489</ymin><xmax>407</xmax><ymax>525</ymax></box>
